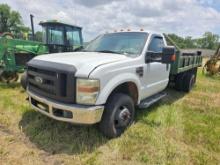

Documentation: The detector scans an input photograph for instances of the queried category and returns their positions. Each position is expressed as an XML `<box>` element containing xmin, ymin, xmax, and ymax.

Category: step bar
<box><xmin>138</xmin><ymin>92</ymin><xmax>167</xmax><ymax>109</ymax></box>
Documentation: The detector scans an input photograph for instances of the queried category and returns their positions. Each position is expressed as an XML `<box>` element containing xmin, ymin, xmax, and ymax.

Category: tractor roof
<box><xmin>39</xmin><ymin>20</ymin><xmax>82</xmax><ymax>29</ymax></box>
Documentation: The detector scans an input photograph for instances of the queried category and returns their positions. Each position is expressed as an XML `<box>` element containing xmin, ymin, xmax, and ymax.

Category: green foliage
<box><xmin>35</xmin><ymin>31</ymin><xmax>43</xmax><ymax>42</ymax></box>
<box><xmin>167</xmin><ymin>33</ymin><xmax>190</xmax><ymax>49</ymax></box>
<box><xmin>196</xmin><ymin>32</ymin><xmax>220</xmax><ymax>50</ymax></box>
<box><xmin>0</xmin><ymin>3</ymin><xmax>29</xmax><ymax>38</ymax></box>
<box><xmin>167</xmin><ymin>32</ymin><xmax>219</xmax><ymax>50</ymax></box>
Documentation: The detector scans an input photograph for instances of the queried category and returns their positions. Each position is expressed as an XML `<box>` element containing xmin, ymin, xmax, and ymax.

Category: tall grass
<box><xmin>0</xmin><ymin>70</ymin><xmax>219</xmax><ymax>165</ymax></box>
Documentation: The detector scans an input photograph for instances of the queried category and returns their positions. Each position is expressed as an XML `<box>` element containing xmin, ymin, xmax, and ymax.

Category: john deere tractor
<box><xmin>0</xmin><ymin>19</ymin><xmax>83</xmax><ymax>82</ymax></box>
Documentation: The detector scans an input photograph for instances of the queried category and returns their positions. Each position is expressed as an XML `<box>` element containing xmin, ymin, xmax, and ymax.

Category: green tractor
<box><xmin>0</xmin><ymin>19</ymin><xmax>83</xmax><ymax>82</ymax></box>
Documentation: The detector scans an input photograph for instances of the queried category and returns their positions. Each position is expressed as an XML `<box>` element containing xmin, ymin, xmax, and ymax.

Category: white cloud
<box><xmin>1</xmin><ymin>0</ymin><xmax>220</xmax><ymax>41</ymax></box>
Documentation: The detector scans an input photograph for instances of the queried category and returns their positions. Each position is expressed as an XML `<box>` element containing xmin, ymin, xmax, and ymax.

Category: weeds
<box><xmin>0</xmin><ymin>69</ymin><xmax>219</xmax><ymax>165</ymax></box>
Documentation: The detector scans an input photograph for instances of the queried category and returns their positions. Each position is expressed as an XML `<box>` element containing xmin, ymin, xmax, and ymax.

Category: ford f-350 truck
<box><xmin>24</xmin><ymin>31</ymin><xmax>202</xmax><ymax>138</ymax></box>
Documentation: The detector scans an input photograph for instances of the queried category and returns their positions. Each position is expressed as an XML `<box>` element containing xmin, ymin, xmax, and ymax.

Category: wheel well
<box><xmin>107</xmin><ymin>82</ymin><xmax>139</xmax><ymax>105</ymax></box>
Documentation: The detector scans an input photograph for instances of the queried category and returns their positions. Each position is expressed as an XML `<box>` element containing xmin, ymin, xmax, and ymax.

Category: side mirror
<box><xmin>145</xmin><ymin>51</ymin><xmax>162</xmax><ymax>63</ymax></box>
<box><xmin>161</xmin><ymin>46</ymin><xmax>176</xmax><ymax>64</ymax></box>
<box><xmin>145</xmin><ymin>51</ymin><xmax>154</xmax><ymax>63</ymax></box>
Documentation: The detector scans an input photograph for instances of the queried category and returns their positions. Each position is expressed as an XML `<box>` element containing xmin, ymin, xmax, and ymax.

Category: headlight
<box><xmin>76</xmin><ymin>78</ymin><xmax>100</xmax><ymax>105</ymax></box>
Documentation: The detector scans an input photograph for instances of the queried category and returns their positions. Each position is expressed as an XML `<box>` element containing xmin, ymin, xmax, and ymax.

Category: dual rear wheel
<box><xmin>175</xmin><ymin>68</ymin><xmax>197</xmax><ymax>92</ymax></box>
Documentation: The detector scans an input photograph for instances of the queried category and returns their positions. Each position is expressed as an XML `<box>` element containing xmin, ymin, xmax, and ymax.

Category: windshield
<box><xmin>84</xmin><ymin>32</ymin><xmax>148</xmax><ymax>56</ymax></box>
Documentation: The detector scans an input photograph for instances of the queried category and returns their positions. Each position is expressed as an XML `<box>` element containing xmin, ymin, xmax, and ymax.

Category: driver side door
<box><xmin>141</xmin><ymin>35</ymin><xmax>170</xmax><ymax>99</ymax></box>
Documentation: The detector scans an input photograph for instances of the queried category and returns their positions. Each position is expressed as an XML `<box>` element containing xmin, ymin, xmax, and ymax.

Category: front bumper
<box><xmin>27</xmin><ymin>91</ymin><xmax>104</xmax><ymax>124</ymax></box>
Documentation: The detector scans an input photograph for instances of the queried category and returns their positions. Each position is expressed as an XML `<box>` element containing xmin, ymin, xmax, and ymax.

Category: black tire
<box><xmin>182</xmin><ymin>72</ymin><xmax>195</xmax><ymax>92</ymax></box>
<box><xmin>174</xmin><ymin>73</ymin><xmax>185</xmax><ymax>91</ymax></box>
<box><xmin>0</xmin><ymin>71</ymin><xmax>19</xmax><ymax>83</ymax></box>
<box><xmin>99</xmin><ymin>93</ymin><xmax>135</xmax><ymax>138</ymax></box>
<box><xmin>20</xmin><ymin>72</ymin><xmax>27</xmax><ymax>90</ymax></box>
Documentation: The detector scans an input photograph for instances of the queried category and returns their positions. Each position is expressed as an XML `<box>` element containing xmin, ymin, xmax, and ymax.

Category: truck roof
<box><xmin>106</xmin><ymin>30</ymin><xmax>163</xmax><ymax>36</ymax></box>
<box><xmin>39</xmin><ymin>20</ymin><xmax>82</xmax><ymax>29</ymax></box>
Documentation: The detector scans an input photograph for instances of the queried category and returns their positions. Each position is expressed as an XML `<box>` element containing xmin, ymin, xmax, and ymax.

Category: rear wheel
<box><xmin>182</xmin><ymin>72</ymin><xmax>196</xmax><ymax>92</ymax></box>
<box><xmin>175</xmin><ymin>68</ymin><xmax>197</xmax><ymax>92</ymax></box>
<box><xmin>174</xmin><ymin>73</ymin><xmax>185</xmax><ymax>91</ymax></box>
<box><xmin>99</xmin><ymin>93</ymin><xmax>135</xmax><ymax>138</ymax></box>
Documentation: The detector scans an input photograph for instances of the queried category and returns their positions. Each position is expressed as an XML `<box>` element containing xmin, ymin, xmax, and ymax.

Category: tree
<box><xmin>167</xmin><ymin>32</ymin><xmax>219</xmax><ymax>50</ymax></box>
<box><xmin>35</xmin><ymin>31</ymin><xmax>43</xmax><ymax>42</ymax></box>
<box><xmin>0</xmin><ymin>3</ymin><xmax>29</xmax><ymax>37</ymax></box>
<box><xmin>195</xmin><ymin>32</ymin><xmax>219</xmax><ymax>50</ymax></box>
<box><xmin>167</xmin><ymin>33</ymin><xmax>186</xmax><ymax>48</ymax></box>
<box><xmin>184</xmin><ymin>36</ymin><xmax>196</xmax><ymax>49</ymax></box>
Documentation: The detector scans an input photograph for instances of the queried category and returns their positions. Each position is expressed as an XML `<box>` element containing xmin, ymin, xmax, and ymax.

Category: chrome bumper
<box><xmin>27</xmin><ymin>91</ymin><xmax>104</xmax><ymax>124</ymax></box>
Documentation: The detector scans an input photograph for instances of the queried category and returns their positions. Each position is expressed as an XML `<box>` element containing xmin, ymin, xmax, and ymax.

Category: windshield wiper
<box><xmin>96</xmin><ymin>50</ymin><xmax>122</xmax><ymax>54</ymax></box>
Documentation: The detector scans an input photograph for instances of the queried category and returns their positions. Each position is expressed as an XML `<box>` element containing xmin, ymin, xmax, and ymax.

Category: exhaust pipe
<box><xmin>30</xmin><ymin>14</ymin><xmax>35</xmax><ymax>40</ymax></box>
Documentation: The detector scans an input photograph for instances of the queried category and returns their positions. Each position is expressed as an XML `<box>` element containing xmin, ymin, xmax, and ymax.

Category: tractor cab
<box><xmin>39</xmin><ymin>20</ymin><xmax>83</xmax><ymax>53</ymax></box>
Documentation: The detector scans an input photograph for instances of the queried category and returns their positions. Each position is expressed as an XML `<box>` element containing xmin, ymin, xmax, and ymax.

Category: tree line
<box><xmin>0</xmin><ymin>3</ymin><xmax>42</xmax><ymax>41</ymax></box>
<box><xmin>167</xmin><ymin>32</ymin><xmax>219</xmax><ymax>50</ymax></box>
<box><xmin>0</xmin><ymin>3</ymin><xmax>219</xmax><ymax>50</ymax></box>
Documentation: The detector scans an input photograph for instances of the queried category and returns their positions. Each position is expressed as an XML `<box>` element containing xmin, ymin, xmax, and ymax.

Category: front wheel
<box><xmin>99</xmin><ymin>93</ymin><xmax>135</xmax><ymax>138</ymax></box>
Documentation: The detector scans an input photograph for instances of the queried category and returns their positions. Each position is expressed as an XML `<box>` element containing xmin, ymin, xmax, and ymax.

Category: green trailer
<box><xmin>0</xmin><ymin>20</ymin><xmax>83</xmax><ymax>82</ymax></box>
<box><xmin>164</xmin><ymin>34</ymin><xmax>203</xmax><ymax>92</ymax></box>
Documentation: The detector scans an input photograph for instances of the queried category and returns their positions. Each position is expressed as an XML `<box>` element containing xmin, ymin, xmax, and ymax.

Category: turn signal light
<box><xmin>171</xmin><ymin>54</ymin><xmax>176</xmax><ymax>61</ymax></box>
<box><xmin>78</xmin><ymin>86</ymin><xmax>99</xmax><ymax>93</ymax></box>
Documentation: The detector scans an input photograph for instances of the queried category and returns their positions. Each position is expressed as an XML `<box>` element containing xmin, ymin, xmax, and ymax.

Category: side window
<box><xmin>148</xmin><ymin>36</ymin><xmax>165</xmax><ymax>52</ymax></box>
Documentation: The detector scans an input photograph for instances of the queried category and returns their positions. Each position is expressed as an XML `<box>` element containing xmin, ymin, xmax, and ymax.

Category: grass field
<box><xmin>0</xmin><ymin>69</ymin><xmax>219</xmax><ymax>165</ymax></box>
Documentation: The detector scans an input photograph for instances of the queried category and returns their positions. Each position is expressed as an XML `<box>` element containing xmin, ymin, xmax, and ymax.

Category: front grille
<box><xmin>27</xmin><ymin>59</ymin><xmax>76</xmax><ymax>103</ymax></box>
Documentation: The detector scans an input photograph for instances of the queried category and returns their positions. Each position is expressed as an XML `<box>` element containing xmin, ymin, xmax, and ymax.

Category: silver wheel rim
<box><xmin>114</xmin><ymin>106</ymin><xmax>131</xmax><ymax>129</ymax></box>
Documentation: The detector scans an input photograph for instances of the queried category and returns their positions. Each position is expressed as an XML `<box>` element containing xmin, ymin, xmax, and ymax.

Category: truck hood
<box><xmin>33</xmin><ymin>52</ymin><xmax>128</xmax><ymax>77</ymax></box>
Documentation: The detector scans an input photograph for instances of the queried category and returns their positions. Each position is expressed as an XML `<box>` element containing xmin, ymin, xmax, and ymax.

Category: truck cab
<box><xmin>25</xmin><ymin>30</ymin><xmax>201</xmax><ymax>138</ymax></box>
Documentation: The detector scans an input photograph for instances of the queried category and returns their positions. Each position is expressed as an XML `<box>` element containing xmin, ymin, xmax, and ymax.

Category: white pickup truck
<box><xmin>23</xmin><ymin>31</ymin><xmax>202</xmax><ymax>138</ymax></box>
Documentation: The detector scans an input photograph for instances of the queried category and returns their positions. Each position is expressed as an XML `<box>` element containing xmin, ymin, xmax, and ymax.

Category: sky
<box><xmin>1</xmin><ymin>0</ymin><xmax>220</xmax><ymax>41</ymax></box>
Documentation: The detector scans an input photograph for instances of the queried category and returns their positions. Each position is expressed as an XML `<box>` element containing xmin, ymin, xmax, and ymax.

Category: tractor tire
<box><xmin>99</xmin><ymin>93</ymin><xmax>135</xmax><ymax>138</ymax></box>
<box><xmin>0</xmin><ymin>72</ymin><xmax>19</xmax><ymax>83</ymax></box>
<box><xmin>182</xmin><ymin>72</ymin><xmax>196</xmax><ymax>92</ymax></box>
<box><xmin>20</xmin><ymin>72</ymin><xmax>27</xmax><ymax>90</ymax></box>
